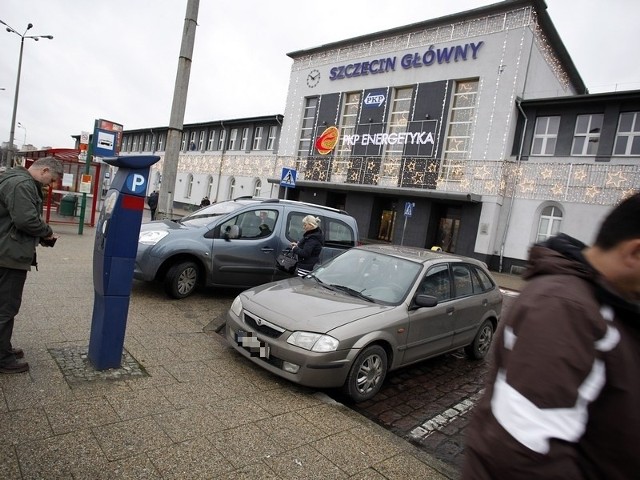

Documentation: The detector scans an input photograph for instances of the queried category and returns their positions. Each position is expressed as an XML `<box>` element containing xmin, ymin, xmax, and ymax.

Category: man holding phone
<box><xmin>0</xmin><ymin>156</ymin><xmax>63</xmax><ymax>373</ymax></box>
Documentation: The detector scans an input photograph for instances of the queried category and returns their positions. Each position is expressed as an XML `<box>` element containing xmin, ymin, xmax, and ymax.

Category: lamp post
<box><xmin>0</xmin><ymin>20</ymin><xmax>53</xmax><ymax>167</ymax></box>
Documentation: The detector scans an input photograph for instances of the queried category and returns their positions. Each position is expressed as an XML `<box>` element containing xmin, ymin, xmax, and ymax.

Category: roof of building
<box><xmin>287</xmin><ymin>0</ymin><xmax>586</xmax><ymax>94</ymax></box>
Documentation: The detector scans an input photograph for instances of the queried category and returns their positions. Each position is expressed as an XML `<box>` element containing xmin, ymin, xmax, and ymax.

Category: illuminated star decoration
<box><xmin>573</xmin><ymin>168</ymin><xmax>587</xmax><ymax>182</ymax></box>
<box><xmin>551</xmin><ymin>183</ymin><xmax>564</xmax><ymax>196</ymax></box>
<box><xmin>520</xmin><ymin>178</ymin><xmax>535</xmax><ymax>193</ymax></box>
<box><xmin>460</xmin><ymin>178</ymin><xmax>471</xmax><ymax>190</ymax></box>
<box><xmin>605</xmin><ymin>171</ymin><xmax>627</xmax><ymax>188</ymax></box>
<box><xmin>540</xmin><ymin>167</ymin><xmax>553</xmax><ymax>179</ymax></box>
<box><xmin>585</xmin><ymin>185</ymin><xmax>600</xmax><ymax>199</ymax></box>
<box><xmin>476</xmin><ymin>165</ymin><xmax>490</xmax><ymax>179</ymax></box>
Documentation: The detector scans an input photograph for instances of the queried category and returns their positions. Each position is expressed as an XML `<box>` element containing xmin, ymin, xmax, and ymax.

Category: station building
<box><xmin>119</xmin><ymin>0</ymin><xmax>639</xmax><ymax>272</ymax></box>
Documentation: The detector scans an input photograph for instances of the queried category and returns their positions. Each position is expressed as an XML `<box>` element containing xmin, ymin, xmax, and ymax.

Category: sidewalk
<box><xmin>1</xmin><ymin>221</ymin><xmax>456</xmax><ymax>479</ymax></box>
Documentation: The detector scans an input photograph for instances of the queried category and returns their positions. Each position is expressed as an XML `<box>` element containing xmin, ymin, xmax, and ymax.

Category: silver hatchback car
<box><xmin>226</xmin><ymin>244</ymin><xmax>502</xmax><ymax>402</ymax></box>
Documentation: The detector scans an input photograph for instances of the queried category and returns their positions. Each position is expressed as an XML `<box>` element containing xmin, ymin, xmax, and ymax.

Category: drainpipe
<box><xmin>213</xmin><ymin>120</ymin><xmax>226</xmax><ymax>202</ymax></box>
<box><xmin>499</xmin><ymin>98</ymin><xmax>527</xmax><ymax>272</ymax></box>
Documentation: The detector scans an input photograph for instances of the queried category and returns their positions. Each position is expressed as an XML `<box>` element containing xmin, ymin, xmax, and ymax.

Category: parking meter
<box><xmin>88</xmin><ymin>155</ymin><xmax>160</xmax><ymax>370</ymax></box>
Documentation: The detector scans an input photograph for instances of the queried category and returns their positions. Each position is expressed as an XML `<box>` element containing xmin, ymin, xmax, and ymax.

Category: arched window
<box><xmin>185</xmin><ymin>174</ymin><xmax>194</xmax><ymax>199</ymax></box>
<box><xmin>207</xmin><ymin>175</ymin><xmax>214</xmax><ymax>199</ymax></box>
<box><xmin>254</xmin><ymin>179</ymin><xmax>262</xmax><ymax>197</ymax></box>
<box><xmin>228</xmin><ymin>177</ymin><xmax>236</xmax><ymax>200</ymax></box>
<box><xmin>536</xmin><ymin>205</ymin><xmax>563</xmax><ymax>242</ymax></box>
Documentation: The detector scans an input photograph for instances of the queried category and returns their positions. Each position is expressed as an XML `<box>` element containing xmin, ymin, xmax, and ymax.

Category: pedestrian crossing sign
<box><xmin>280</xmin><ymin>168</ymin><xmax>297</xmax><ymax>188</ymax></box>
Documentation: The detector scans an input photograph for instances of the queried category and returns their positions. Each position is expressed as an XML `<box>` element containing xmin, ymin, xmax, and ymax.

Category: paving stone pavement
<box><xmin>1</xmin><ymin>219</ymin><xmax>455</xmax><ymax>479</ymax></box>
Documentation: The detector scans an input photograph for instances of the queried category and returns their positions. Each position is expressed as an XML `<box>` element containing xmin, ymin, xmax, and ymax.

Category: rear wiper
<box><xmin>329</xmin><ymin>284</ymin><xmax>375</xmax><ymax>302</ymax></box>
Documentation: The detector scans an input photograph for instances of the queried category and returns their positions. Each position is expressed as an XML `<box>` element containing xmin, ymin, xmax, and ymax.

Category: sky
<box><xmin>1</xmin><ymin>0</ymin><xmax>638</xmax><ymax>150</ymax></box>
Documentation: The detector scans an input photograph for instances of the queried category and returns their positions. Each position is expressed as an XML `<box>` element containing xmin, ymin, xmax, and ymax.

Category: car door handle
<box><xmin>446</xmin><ymin>306</ymin><xmax>455</xmax><ymax>315</ymax></box>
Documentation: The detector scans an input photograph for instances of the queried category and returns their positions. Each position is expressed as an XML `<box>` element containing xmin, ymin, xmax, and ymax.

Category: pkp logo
<box><xmin>364</xmin><ymin>92</ymin><xmax>386</xmax><ymax>107</ymax></box>
<box><xmin>125</xmin><ymin>173</ymin><xmax>147</xmax><ymax>194</ymax></box>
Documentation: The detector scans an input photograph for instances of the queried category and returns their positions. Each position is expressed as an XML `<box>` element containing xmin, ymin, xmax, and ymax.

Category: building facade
<box><xmin>120</xmin><ymin>0</ymin><xmax>639</xmax><ymax>271</ymax></box>
<box><xmin>119</xmin><ymin>115</ymin><xmax>283</xmax><ymax>209</ymax></box>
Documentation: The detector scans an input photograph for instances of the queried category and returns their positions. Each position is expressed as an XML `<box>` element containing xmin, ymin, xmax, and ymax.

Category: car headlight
<box><xmin>287</xmin><ymin>331</ymin><xmax>339</xmax><ymax>352</ymax></box>
<box><xmin>138</xmin><ymin>230</ymin><xmax>169</xmax><ymax>245</ymax></box>
<box><xmin>230</xmin><ymin>296</ymin><xmax>243</xmax><ymax>317</ymax></box>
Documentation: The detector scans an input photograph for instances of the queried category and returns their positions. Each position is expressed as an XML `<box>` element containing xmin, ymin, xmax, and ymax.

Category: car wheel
<box><xmin>465</xmin><ymin>320</ymin><xmax>494</xmax><ymax>360</ymax></box>
<box><xmin>164</xmin><ymin>261</ymin><xmax>198</xmax><ymax>299</ymax></box>
<box><xmin>343</xmin><ymin>345</ymin><xmax>388</xmax><ymax>402</ymax></box>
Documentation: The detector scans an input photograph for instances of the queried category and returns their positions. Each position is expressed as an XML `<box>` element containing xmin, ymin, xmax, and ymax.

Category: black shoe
<box><xmin>10</xmin><ymin>348</ymin><xmax>24</xmax><ymax>359</ymax></box>
<box><xmin>0</xmin><ymin>361</ymin><xmax>29</xmax><ymax>374</ymax></box>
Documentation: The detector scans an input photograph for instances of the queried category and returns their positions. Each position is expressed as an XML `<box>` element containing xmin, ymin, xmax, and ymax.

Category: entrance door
<box><xmin>434</xmin><ymin>207</ymin><xmax>461</xmax><ymax>253</ymax></box>
<box><xmin>377</xmin><ymin>210</ymin><xmax>396</xmax><ymax>242</ymax></box>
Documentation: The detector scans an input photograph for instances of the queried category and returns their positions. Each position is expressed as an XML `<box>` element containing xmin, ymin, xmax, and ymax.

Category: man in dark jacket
<box><xmin>0</xmin><ymin>157</ymin><xmax>63</xmax><ymax>373</ymax></box>
<box><xmin>290</xmin><ymin>215</ymin><xmax>324</xmax><ymax>276</ymax></box>
<box><xmin>147</xmin><ymin>190</ymin><xmax>159</xmax><ymax>220</ymax></box>
<box><xmin>463</xmin><ymin>193</ymin><xmax>640</xmax><ymax>479</ymax></box>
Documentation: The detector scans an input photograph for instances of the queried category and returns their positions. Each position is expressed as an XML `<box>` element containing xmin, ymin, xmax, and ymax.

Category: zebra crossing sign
<box><xmin>280</xmin><ymin>168</ymin><xmax>297</xmax><ymax>189</ymax></box>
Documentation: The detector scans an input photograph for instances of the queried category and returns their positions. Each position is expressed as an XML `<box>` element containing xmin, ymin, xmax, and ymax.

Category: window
<box><xmin>254</xmin><ymin>179</ymin><xmax>262</xmax><ymax>197</ymax></box>
<box><xmin>324</xmin><ymin>218</ymin><xmax>356</xmax><ymax>247</ymax></box>
<box><xmin>384</xmin><ymin>87</ymin><xmax>413</xmax><ymax>159</ymax></box>
<box><xmin>471</xmin><ymin>266</ymin><xmax>495</xmax><ymax>292</ymax></box>
<box><xmin>157</xmin><ymin>133</ymin><xmax>165</xmax><ymax>151</ymax></box>
<box><xmin>189</xmin><ymin>131</ymin><xmax>197</xmax><ymax>151</ymax></box>
<box><xmin>571</xmin><ymin>114</ymin><xmax>603</xmax><ymax>155</ymax></box>
<box><xmin>336</xmin><ymin>92</ymin><xmax>361</xmax><ymax>157</ymax></box>
<box><xmin>181</xmin><ymin>133</ymin><xmax>187</xmax><ymax>151</ymax></box>
<box><xmin>144</xmin><ymin>134</ymin><xmax>152</xmax><ymax>151</ymax></box>
<box><xmin>207</xmin><ymin>130</ymin><xmax>215</xmax><ymax>151</ymax></box>
<box><xmin>441</xmin><ymin>79</ymin><xmax>479</xmax><ymax>180</ymax></box>
<box><xmin>228</xmin><ymin>177</ymin><xmax>236</xmax><ymax>199</ymax></box>
<box><xmin>536</xmin><ymin>205</ymin><xmax>562</xmax><ymax>242</ymax></box>
<box><xmin>217</xmin><ymin>130</ymin><xmax>226</xmax><ymax>150</ymax></box>
<box><xmin>297</xmin><ymin>97</ymin><xmax>318</xmax><ymax>157</ymax></box>
<box><xmin>150</xmin><ymin>134</ymin><xmax>156</xmax><ymax>152</ymax></box>
<box><xmin>420</xmin><ymin>264</ymin><xmax>451</xmax><ymax>302</ymax></box>
<box><xmin>531</xmin><ymin>116</ymin><xmax>560</xmax><ymax>156</ymax></box>
<box><xmin>240</xmin><ymin>128</ymin><xmax>249</xmax><ymax>151</ymax></box>
<box><xmin>452</xmin><ymin>265</ymin><xmax>473</xmax><ymax>298</ymax></box>
<box><xmin>198</xmin><ymin>131</ymin><xmax>206</xmax><ymax>151</ymax></box>
<box><xmin>132</xmin><ymin>135</ymin><xmax>139</xmax><ymax>152</ymax></box>
<box><xmin>228</xmin><ymin>129</ymin><xmax>238</xmax><ymax>150</ymax></box>
<box><xmin>206</xmin><ymin>175</ymin><xmax>214</xmax><ymax>198</ymax></box>
<box><xmin>252</xmin><ymin>127</ymin><xmax>263</xmax><ymax>150</ymax></box>
<box><xmin>266</xmin><ymin>126</ymin><xmax>277</xmax><ymax>151</ymax></box>
<box><xmin>613</xmin><ymin>112</ymin><xmax>640</xmax><ymax>156</ymax></box>
<box><xmin>185</xmin><ymin>174</ymin><xmax>193</xmax><ymax>199</ymax></box>
<box><xmin>220</xmin><ymin>210</ymin><xmax>279</xmax><ymax>240</ymax></box>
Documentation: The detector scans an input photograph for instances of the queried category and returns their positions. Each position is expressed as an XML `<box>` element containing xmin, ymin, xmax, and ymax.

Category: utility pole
<box><xmin>157</xmin><ymin>0</ymin><xmax>200</xmax><ymax>219</ymax></box>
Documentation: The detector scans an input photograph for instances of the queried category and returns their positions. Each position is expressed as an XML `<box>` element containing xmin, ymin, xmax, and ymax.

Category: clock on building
<box><xmin>306</xmin><ymin>69</ymin><xmax>320</xmax><ymax>88</ymax></box>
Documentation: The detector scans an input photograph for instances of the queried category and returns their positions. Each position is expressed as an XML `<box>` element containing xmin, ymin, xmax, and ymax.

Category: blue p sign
<box><xmin>125</xmin><ymin>173</ymin><xmax>147</xmax><ymax>194</ymax></box>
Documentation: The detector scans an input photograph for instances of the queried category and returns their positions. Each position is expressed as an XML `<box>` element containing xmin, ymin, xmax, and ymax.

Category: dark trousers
<box><xmin>0</xmin><ymin>267</ymin><xmax>27</xmax><ymax>366</ymax></box>
<box><xmin>150</xmin><ymin>208</ymin><xmax>157</xmax><ymax>220</ymax></box>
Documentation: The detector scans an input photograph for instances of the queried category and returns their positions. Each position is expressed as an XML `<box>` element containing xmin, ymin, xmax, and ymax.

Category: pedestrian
<box><xmin>290</xmin><ymin>215</ymin><xmax>324</xmax><ymax>276</ymax></box>
<box><xmin>199</xmin><ymin>196</ymin><xmax>210</xmax><ymax>208</ymax></box>
<box><xmin>463</xmin><ymin>193</ymin><xmax>640</xmax><ymax>479</ymax></box>
<box><xmin>0</xmin><ymin>156</ymin><xmax>63</xmax><ymax>374</ymax></box>
<box><xmin>147</xmin><ymin>190</ymin><xmax>159</xmax><ymax>220</ymax></box>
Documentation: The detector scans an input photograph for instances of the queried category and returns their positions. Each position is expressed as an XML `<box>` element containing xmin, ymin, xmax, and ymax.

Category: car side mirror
<box><xmin>413</xmin><ymin>294</ymin><xmax>438</xmax><ymax>308</ymax></box>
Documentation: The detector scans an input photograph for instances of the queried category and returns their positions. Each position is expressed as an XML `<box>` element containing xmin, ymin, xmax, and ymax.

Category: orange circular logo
<box><xmin>315</xmin><ymin>126</ymin><xmax>339</xmax><ymax>155</ymax></box>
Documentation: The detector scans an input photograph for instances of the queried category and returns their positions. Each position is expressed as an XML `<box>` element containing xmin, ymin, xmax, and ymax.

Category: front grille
<box><xmin>243</xmin><ymin>311</ymin><xmax>285</xmax><ymax>338</ymax></box>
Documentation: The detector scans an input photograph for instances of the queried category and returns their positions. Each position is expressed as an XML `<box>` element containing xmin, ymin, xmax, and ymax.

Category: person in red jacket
<box><xmin>463</xmin><ymin>193</ymin><xmax>640</xmax><ymax>479</ymax></box>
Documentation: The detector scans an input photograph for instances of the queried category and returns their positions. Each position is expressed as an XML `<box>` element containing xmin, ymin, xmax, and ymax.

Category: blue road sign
<box><xmin>404</xmin><ymin>201</ymin><xmax>415</xmax><ymax>217</ymax></box>
<box><xmin>281</xmin><ymin>168</ymin><xmax>297</xmax><ymax>188</ymax></box>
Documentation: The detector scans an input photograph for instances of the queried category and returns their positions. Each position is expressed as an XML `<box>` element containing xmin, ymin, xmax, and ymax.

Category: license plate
<box><xmin>235</xmin><ymin>330</ymin><xmax>270</xmax><ymax>359</ymax></box>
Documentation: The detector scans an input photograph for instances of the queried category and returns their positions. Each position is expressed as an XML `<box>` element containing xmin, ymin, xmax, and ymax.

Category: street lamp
<box><xmin>17</xmin><ymin>122</ymin><xmax>26</xmax><ymax>149</ymax></box>
<box><xmin>0</xmin><ymin>20</ymin><xmax>53</xmax><ymax>167</ymax></box>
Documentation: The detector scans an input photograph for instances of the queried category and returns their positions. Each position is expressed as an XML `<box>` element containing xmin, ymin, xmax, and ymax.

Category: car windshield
<box><xmin>178</xmin><ymin>201</ymin><xmax>250</xmax><ymax>227</ymax></box>
<box><xmin>312</xmin><ymin>249</ymin><xmax>422</xmax><ymax>304</ymax></box>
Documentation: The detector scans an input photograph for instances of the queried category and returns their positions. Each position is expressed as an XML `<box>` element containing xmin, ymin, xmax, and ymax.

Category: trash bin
<box><xmin>59</xmin><ymin>194</ymin><xmax>77</xmax><ymax>216</ymax></box>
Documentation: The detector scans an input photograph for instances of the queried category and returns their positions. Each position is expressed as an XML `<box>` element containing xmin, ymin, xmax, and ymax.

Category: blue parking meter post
<box><xmin>88</xmin><ymin>155</ymin><xmax>160</xmax><ymax>370</ymax></box>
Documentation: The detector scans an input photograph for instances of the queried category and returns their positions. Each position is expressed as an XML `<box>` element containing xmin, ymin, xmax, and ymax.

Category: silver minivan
<box><xmin>134</xmin><ymin>198</ymin><xmax>359</xmax><ymax>298</ymax></box>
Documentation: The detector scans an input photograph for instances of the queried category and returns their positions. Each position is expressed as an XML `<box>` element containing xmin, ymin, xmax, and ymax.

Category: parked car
<box><xmin>225</xmin><ymin>244</ymin><xmax>502</xmax><ymax>402</ymax></box>
<box><xmin>134</xmin><ymin>197</ymin><xmax>359</xmax><ymax>298</ymax></box>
